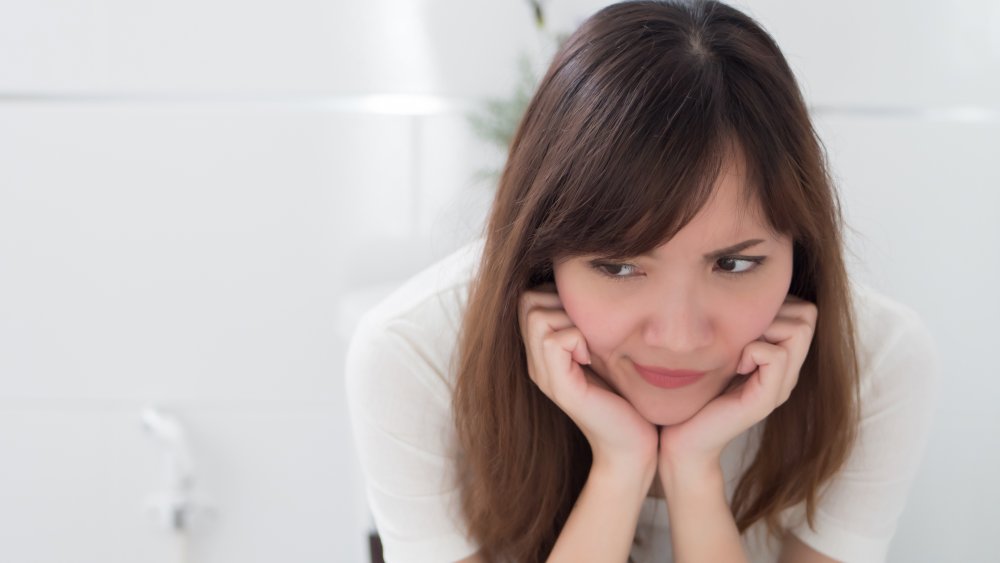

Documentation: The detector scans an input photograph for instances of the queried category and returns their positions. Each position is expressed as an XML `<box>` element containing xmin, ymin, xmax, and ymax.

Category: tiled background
<box><xmin>0</xmin><ymin>1</ymin><xmax>997</xmax><ymax>561</ymax></box>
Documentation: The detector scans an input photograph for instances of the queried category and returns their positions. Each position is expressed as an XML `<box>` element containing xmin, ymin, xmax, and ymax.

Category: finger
<box><xmin>736</xmin><ymin>340</ymin><xmax>790</xmax><ymax>406</ymax></box>
<box><xmin>522</xmin><ymin>286</ymin><xmax>561</xmax><ymax>306</ymax></box>
<box><xmin>519</xmin><ymin>290</ymin><xmax>568</xmax><ymax>340</ymax></box>
<box><xmin>522</xmin><ymin>308</ymin><xmax>576</xmax><ymax>390</ymax></box>
<box><xmin>582</xmin><ymin>365</ymin><xmax>614</xmax><ymax>393</ymax></box>
<box><xmin>759</xmin><ymin>319</ymin><xmax>810</xmax><ymax>375</ymax></box>
<box><xmin>720</xmin><ymin>372</ymin><xmax>752</xmax><ymax>395</ymax></box>
<box><xmin>757</xmin><ymin>341</ymin><xmax>797</xmax><ymax>405</ymax></box>
<box><xmin>530</xmin><ymin>281</ymin><xmax>558</xmax><ymax>294</ymax></box>
<box><xmin>539</xmin><ymin>327</ymin><xmax>591</xmax><ymax>402</ymax></box>
<box><xmin>524</xmin><ymin>308</ymin><xmax>575</xmax><ymax>351</ymax></box>
<box><xmin>760</xmin><ymin>317</ymin><xmax>813</xmax><ymax>397</ymax></box>
<box><xmin>773</xmin><ymin>297</ymin><xmax>818</xmax><ymax>329</ymax></box>
<box><xmin>518</xmin><ymin>288</ymin><xmax>563</xmax><ymax>331</ymax></box>
<box><xmin>760</xmin><ymin>315</ymin><xmax>815</xmax><ymax>346</ymax></box>
<box><xmin>540</xmin><ymin>326</ymin><xmax>590</xmax><ymax>370</ymax></box>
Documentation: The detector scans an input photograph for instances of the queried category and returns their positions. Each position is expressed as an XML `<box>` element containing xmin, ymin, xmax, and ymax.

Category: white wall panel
<box><xmin>0</xmin><ymin>1</ymin><xmax>540</xmax><ymax>98</ymax></box>
<box><xmin>6</xmin><ymin>0</ymin><xmax>994</xmax><ymax>107</ymax></box>
<box><xmin>2</xmin><ymin>1</ymin><xmax>997</xmax><ymax>561</ymax></box>
<box><xmin>0</xmin><ymin>104</ymin><xmax>490</xmax><ymax>403</ymax></box>
<box><xmin>0</xmin><ymin>409</ymin><xmax>159</xmax><ymax>561</ymax></box>
<box><xmin>816</xmin><ymin>114</ymin><xmax>999</xmax><ymax>561</ymax></box>
<box><xmin>734</xmin><ymin>0</ymin><xmax>1000</xmax><ymax>108</ymax></box>
<box><xmin>0</xmin><ymin>405</ymin><xmax>366</xmax><ymax>562</ymax></box>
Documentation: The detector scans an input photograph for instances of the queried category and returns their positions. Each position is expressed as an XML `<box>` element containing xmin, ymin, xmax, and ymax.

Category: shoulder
<box><xmin>358</xmin><ymin>237</ymin><xmax>484</xmax><ymax>333</ymax></box>
<box><xmin>345</xmin><ymin>238</ymin><xmax>484</xmax><ymax>400</ymax></box>
<box><xmin>343</xmin><ymin>240</ymin><xmax>487</xmax><ymax>562</ymax></box>
<box><xmin>848</xmin><ymin>280</ymin><xmax>939</xmax><ymax>398</ymax></box>
<box><xmin>769</xmin><ymin>283</ymin><xmax>940</xmax><ymax>562</ymax></box>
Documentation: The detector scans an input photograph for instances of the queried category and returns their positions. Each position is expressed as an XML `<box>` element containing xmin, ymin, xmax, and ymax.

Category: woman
<box><xmin>345</xmin><ymin>1</ymin><xmax>938</xmax><ymax>561</ymax></box>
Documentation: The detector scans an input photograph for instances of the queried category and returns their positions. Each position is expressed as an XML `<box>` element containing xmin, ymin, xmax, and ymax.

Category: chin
<box><xmin>636</xmin><ymin>402</ymin><xmax>703</xmax><ymax>427</ymax></box>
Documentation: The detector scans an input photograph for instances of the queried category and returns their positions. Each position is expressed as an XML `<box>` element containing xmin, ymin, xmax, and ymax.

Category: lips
<box><xmin>632</xmin><ymin>361</ymin><xmax>707</xmax><ymax>389</ymax></box>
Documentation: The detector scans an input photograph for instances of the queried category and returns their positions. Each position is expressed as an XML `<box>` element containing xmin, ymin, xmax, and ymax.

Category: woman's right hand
<box><xmin>518</xmin><ymin>283</ymin><xmax>659</xmax><ymax>472</ymax></box>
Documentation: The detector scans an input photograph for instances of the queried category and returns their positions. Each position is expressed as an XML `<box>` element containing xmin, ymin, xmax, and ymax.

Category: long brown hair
<box><xmin>452</xmin><ymin>1</ymin><xmax>860</xmax><ymax>560</ymax></box>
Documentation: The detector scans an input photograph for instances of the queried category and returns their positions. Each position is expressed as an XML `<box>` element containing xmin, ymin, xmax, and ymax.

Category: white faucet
<box><xmin>141</xmin><ymin>406</ymin><xmax>213</xmax><ymax>536</ymax></box>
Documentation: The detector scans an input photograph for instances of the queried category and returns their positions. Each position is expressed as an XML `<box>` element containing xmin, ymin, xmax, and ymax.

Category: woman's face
<box><xmin>552</xmin><ymin>159</ymin><xmax>794</xmax><ymax>426</ymax></box>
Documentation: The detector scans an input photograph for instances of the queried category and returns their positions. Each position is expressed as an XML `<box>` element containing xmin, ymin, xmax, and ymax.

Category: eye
<box><xmin>590</xmin><ymin>261</ymin><xmax>641</xmax><ymax>281</ymax></box>
<box><xmin>715</xmin><ymin>256</ymin><xmax>765</xmax><ymax>276</ymax></box>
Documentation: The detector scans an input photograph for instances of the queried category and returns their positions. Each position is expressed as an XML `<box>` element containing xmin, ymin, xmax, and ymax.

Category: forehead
<box><xmin>698</xmin><ymin>156</ymin><xmax>762</xmax><ymax>226</ymax></box>
<box><xmin>549</xmin><ymin>138</ymin><xmax>781</xmax><ymax>265</ymax></box>
<box><xmin>664</xmin><ymin>153</ymin><xmax>770</xmax><ymax>242</ymax></box>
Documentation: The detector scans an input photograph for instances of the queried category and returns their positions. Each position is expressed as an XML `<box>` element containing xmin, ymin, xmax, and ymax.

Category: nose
<box><xmin>641</xmin><ymin>282</ymin><xmax>713</xmax><ymax>354</ymax></box>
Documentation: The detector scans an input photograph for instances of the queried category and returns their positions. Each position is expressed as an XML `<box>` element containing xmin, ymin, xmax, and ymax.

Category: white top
<box><xmin>345</xmin><ymin>238</ymin><xmax>939</xmax><ymax>563</ymax></box>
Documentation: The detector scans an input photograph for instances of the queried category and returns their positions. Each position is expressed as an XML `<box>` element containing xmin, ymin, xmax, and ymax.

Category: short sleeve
<box><xmin>788</xmin><ymin>316</ymin><xmax>940</xmax><ymax>563</ymax></box>
<box><xmin>344</xmin><ymin>316</ymin><xmax>480</xmax><ymax>563</ymax></box>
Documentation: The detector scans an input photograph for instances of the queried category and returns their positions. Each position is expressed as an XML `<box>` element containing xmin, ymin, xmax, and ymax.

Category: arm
<box><xmin>547</xmin><ymin>457</ymin><xmax>656</xmax><ymax>562</ymax></box>
<box><xmin>346</xmin><ymin>319</ymin><xmax>482</xmax><ymax>561</ymax></box>
<box><xmin>660</xmin><ymin>459</ymin><xmax>748</xmax><ymax>563</ymax></box>
<box><xmin>658</xmin><ymin>459</ymin><xmax>845</xmax><ymax>563</ymax></box>
<box><xmin>518</xmin><ymin>286</ymin><xmax>661</xmax><ymax>562</ymax></box>
<box><xmin>659</xmin><ymin>459</ymin><xmax>844</xmax><ymax>563</ymax></box>
<box><xmin>779</xmin><ymin>312</ymin><xmax>939</xmax><ymax>561</ymax></box>
<box><xmin>454</xmin><ymin>458</ymin><xmax>655</xmax><ymax>563</ymax></box>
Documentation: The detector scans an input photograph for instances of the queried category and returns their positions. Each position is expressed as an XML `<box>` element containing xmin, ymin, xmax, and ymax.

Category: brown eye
<box><xmin>716</xmin><ymin>256</ymin><xmax>765</xmax><ymax>275</ymax></box>
<box><xmin>590</xmin><ymin>261</ymin><xmax>639</xmax><ymax>281</ymax></box>
<box><xmin>602</xmin><ymin>264</ymin><xmax>632</xmax><ymax>276</ymax></box>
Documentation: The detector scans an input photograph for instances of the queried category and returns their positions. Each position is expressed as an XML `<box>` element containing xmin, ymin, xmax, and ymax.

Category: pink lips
<box><xmin>632</xmin><ymin>361</ymin><xmax>707</xmax><ymax>389</ymax></box>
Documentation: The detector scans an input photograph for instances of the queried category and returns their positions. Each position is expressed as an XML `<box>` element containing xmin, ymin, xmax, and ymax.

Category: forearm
<box><xmin>661</xmin><ymin>460</ymin><xmax>748</xmax><ymax>563</ymax></box>
<box><xmin>547</xmin><ymin>457</ymin><xmax>655</xmax><ymax>562</ymax></box>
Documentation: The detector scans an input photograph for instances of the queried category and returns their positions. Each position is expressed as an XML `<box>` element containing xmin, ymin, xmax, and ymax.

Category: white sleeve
<box><xmin>788</xmin><ymin>317</ymin><xmax>940</xmax><ymax>563</ymax></box>
<box><xmin>344</xmin><ymin>316</ymin><xmax>480</xmax><ymax>563</ymax></box>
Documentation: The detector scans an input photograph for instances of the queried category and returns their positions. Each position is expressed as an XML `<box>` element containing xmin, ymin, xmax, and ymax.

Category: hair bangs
<box><xmin>529</xmin><ymin>95</ymin><xmax>738</xmax><ymax>266</ymax></box>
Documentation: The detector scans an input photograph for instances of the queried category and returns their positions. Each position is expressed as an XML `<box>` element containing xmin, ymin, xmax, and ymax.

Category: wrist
<box><xmin>658</xmin><ymin>455</ymin><xmax>724</xmax><ymax>495</ymax></box>
<box><xmin>591</xmin><ymin>453</ymin><xmax>657</xmax><ymax>495</ymax></box>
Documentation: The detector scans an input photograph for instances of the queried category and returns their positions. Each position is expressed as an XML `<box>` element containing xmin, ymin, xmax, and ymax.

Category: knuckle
<box><xmin>805</xmin><ymin>301</ymin><xmax>818</xmax><ymax>318</ymax></box>
<box><xmin>517</xmin><ymin>304</ymin><xmax>531</xmax><ymax>330</ymax></box>
<box><xmin>798</xmin><ymin>302</ymin><xmax>816</xmax><ymax>317</ymax></box>
<box><xmin>541</xmin><ymin>333</ymin><xmax>562</xmax><ymax>353</ymax></box>
<box><xmin>795</xmin><ymin>317</ymin><xmax>816</xmax><ymax>336</ymax></box>
<box><xmin>519</xmin><ymin>293</ymin><xmax>535</xmax><ymax>317</ymax></box>
<box><xmin>797</xmin><ymin>302</ymin><xmax>818</xmax><ymax>325</ymax></box>
<box><xmin>528</xmin><ymin>311</ymin><xmax>551</xmax><ymax>337</ymax></box>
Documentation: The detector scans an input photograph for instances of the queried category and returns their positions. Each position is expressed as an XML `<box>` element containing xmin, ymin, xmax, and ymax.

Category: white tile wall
<box><xmin>0</xmin><ymin>100</ymin><xmax>494</xmax><ymax>560</ymax></box>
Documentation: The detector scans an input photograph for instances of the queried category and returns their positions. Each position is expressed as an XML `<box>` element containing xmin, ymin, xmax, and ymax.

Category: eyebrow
<box><xmin>703</xmin><ymin>238</ymin><xmax>766</xmax><ymax>259</ymax></box>
<box><xmin>638</xmin><ymin>238</ymin><xmax>767</xmax><ymax>261</ymax></box>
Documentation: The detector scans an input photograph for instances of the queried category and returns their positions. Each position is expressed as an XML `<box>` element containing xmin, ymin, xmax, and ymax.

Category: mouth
<box><xmin>631</xmin><ymin>361</ymin><xmax>707</xmax><ymax>389</ymax></box>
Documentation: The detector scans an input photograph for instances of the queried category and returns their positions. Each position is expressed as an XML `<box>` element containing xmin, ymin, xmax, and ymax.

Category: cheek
<box><xmin>725</xmin><ymin>245</ymin><xmax>794</xmax><ymax>343</ymax></box>
<box><xmin>556</xmin><ymin>282</ymin><xmax>631</xmax><ymax>356</ymax></box>
<box><xmin>720</xmin><ymin>288</ymin><xmax>787</xmax><ymax>346</ymax></box>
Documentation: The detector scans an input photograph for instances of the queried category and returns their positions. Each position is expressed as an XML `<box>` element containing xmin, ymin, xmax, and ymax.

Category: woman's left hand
<box><xmin>658</xmin><ymin>294</ymin><xmax>818</xmax><ymax>475</ymax></box>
